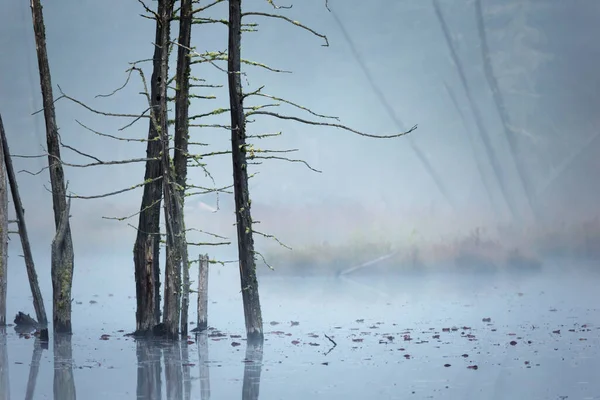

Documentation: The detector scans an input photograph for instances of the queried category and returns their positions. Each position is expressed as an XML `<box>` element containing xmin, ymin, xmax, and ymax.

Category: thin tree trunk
<box><xmin>53</xmin><ymin>334</ymin><xmax>75</xmax><ymax>400</ymax></box>
<box><xmin>30</xmin><ymin>0</ymin><xmax>75</xmax><ymax>334</ymax></box>
<box><xmin>228</xmin><ymin>0</ymin><xmax>264</xmax><ymax>343</ymax></box>
<box><xmin>433</xmin><ymin>0</ymin><xmax>519</xmax><ymax>222</ymax></box>
<box><xmin>0</xmin><ymin>124</ymin><xmax>7</xmax><ymax>327</ymax></box>
<box><xmin>174</xmin><ymin>0</ymin><xmax>193</xmax><ymax>338</ymax></box>
<box><xmin>0</xmin><ymin>113</ymin><xmax>48</xmax><ymax>338</ymax></box>
<box><xmin>475</xmin><ymin>0</ymin><xmax>538</xmax><ymax>221</ymax></box>
<box><xmin>133</xmin><ymin>0</ymin><xmax>173</xmax><ymax>335</ymax></box>
<box><xmin>196</xmin><ymin>254</ymin><xmax>209</xmax><ymax>332</ymax></box>
<box><xmin>158</xmin><ymin>0</ymin><xmax>183</xmax><ymax>339</ymax></box>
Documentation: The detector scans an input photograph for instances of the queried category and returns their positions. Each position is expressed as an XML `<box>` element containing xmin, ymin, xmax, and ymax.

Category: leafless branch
<box><xmin>247</xmin><ymin>111</ymin><xmax>417</xmax><ymax>138</ymax></box>
<box><xmin>245</xmin><ymin>86</ymin><xmax>339</xmax><ymax>119</ymax></box>
<box><xmin>66</xmin><ymin>177</ymin><xmax>163</xmax><ymax>200</ymax></box>
<box><xmin>242</xmin><ymin>12</ymin><xmax>329</xmax><ymax>46</ymax></box>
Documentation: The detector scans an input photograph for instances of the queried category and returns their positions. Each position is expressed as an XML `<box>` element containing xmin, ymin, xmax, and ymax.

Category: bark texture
<box><xmin>0</xmin><ymin>126</ymin><xmax>7</xmax><ymax>327</ymax></box>
<box><xmin>133</xmin><ymin>0</ymin><xmax>173</xmax><ymax>335</ymax></box>
<box><xmin>157</xmin><ymin>0</ymin><xmax>183</xmax><ymax>339</ymax></box>
<box><xmin>174</xmin><ymin>0</ymin><xmax>193</xmax><ymax>338</ymax></box>
<box><xmin>30</xmin><ymin>0</ymin><xmax>74</xmax><ymax>334</ymax></box>
<box><xmin>228</xmin><ymin>0</ymin><xmax>264</xmax><ymax>342</ymax></box>
<box><xmin>196</xmin><ymin>254</ymin><xmax>209</xmax><ymax>332</ymax></box>
<box><xmin>0</xmin><ymin>113</ymin><xmax>48</xmax><ymax>334</ymax></box>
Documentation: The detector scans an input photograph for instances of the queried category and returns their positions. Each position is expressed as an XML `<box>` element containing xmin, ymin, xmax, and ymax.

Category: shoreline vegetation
<box><xmin>261</xmin><ymin>218</ymin><xmax>600</xmax><ymax>276</ymax></box>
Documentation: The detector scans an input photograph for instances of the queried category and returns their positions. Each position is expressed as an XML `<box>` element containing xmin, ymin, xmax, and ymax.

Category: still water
<box><xmin>1</xmin><ymin>265</ymin><xmax>599</xmax><ymax>399</ymax></box>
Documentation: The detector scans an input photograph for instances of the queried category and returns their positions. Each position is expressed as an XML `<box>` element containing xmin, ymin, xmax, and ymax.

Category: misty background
<box><xmin>0</xmin><ymin>0</ymin><xmax>598</xmax><ymax>316</ymax></box>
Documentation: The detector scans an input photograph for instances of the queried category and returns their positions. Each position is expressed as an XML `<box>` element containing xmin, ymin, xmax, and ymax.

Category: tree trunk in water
<box><xmin>133</xmin><ymin>0</ymin><xmax>173</xmax><ymax>335</ymax></box>
<box><xmin>196</xmin><ymin>254</ymin><xmax>209</xmax><ymax>332</ymax></box>
<box><xmin>53</xmin><ymin>334</ymin><xmax>75</xmax><ymax>400</ymax></box>
<box><xmin>30</xmin><ymin>0</ymin><xmax>74</xmax><ymax>334</ymax></box>
<box><xmin>0</xmin><ymin>126</ymin><xmax>7</xmax><ymax>327</ymax></box>
<box><xmin>0</xmin><ymin>113</ymin><xmax>48</xmax><ymax>338</ymax></box>
<box><xmin>155</xmin><ymin>0</ymin><xmax>183</xmax><ymax>340</ymax></box>
<box><xmin>227</xmin><ymin>0</ymin><xmax>264</xmax><ymax>343</ymax></box>
<box><xmin>174</xmin><ymin>0</ymin><xmax>193</xmax><ymax>338</ymax></box>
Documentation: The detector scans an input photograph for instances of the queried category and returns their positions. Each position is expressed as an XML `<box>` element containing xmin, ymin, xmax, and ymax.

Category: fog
<box><xmin>0</xmin><ymin>0</ymin><xmax>599</xmax><ymax>398</ymax></box>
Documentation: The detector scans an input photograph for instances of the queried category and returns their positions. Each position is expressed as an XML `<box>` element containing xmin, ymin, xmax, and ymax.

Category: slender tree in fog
<box><xmin>132</xmin><ymin>0</ymin><xmax>173</xmax><ymax>336</ymax></box>
<box><xmin>474</xmin><ymin>0</ymin><xmax>538</xmax><ymax>221</ymax></box>
<box><xmin>0</xmin><ymin>119</ymin><xmax>7</xmax><ymax>327</ymax></box>
<box><xmin>433</xmin><ymin>0</ymin><xmax>519</xmax><ymax>221</ymax></box>
<box><xmin>0</xmin><ymin>112</ymin><xmax>48</xmax><ymax>339</ymax></box>
<box><xmin>29</xmin><ymin>0</ymin><xmax>75</xmax><ymax>334</ymax></box>
<box><xmin>174</xmin><ymin>0</ymin><xmax>193</xmax><ymax>338</ymax></box>
<box><xmin>227</xmin><ymin>0</ymin><xmax>416</xmax><ymax>341</ymax></box>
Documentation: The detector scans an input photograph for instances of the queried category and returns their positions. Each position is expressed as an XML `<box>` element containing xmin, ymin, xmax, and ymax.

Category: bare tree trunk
<box><xmin>157</xmin><ymin>0</ymin><xmax>184</xmax><ymax>339</ymax></box>
<box><xmin>475</xmin><ymin>0</ymin><xmax>538</xmax><ymax>221</ymax></box>
<box><xmin>0</xmin><ymin>125</ymin><xmax>7</xmax><ymax>327</ymax></box>
<box><xmin>53</xmin><ymin>334</ymin><xmax>75</xmax><ymax>400</ymax></box>
<box><xmin>196</xmin><ymin>254</ymin><xmax>209</xmax><ymax>332</ymax></box>
<box><xmin>0</xmin><ymin>113</ymin><xmax>48</xmax><ymax>338</ymax></box>
<box><xmin>174</xmin><ymin>0</ymin><xmax>193</xmax><ymax>338</ymax></box>
<box><xmin>30</xmin><ymin>0</ymin><xmax>75</xmax><ymax>334</ymax></box>
<box><xmin>133</xmin><ymin>0</ymin><xmax>173</xmax><ymax>335</ymax></box>
<box><xmin>228</xmin><ymin>0</ymin><xmax>264</xmax><ymax>343</ymax></box>
<box><xmin>0</xmin><ymin>327</ymin><xmax>9</xmax><ymax>400</ymax></box>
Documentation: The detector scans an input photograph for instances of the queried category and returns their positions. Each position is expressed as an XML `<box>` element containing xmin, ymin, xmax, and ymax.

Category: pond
<box><xmin>1</xmin><ymin>263</ymin><xmax>599</xmax><ymax>399</ymax></box>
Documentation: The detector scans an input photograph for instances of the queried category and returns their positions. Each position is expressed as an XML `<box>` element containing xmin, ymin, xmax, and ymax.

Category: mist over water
<box><xmin>1</xmin><ymin>0</ymin><xmax>599</xmax><ymax>398</ymax></box>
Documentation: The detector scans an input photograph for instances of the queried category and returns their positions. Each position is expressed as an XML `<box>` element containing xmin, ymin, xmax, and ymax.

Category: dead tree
<box><xmin>30</xmin><ymin>0</ymin><xmax>75</xmax><ymax>334</ymax></box>
<box><xmin>228</xmin><ymin>0</ymin><xmax>264</xmax><ymax>343</ymax></box>
<box><xmin>474</xmin><ymin>0</ymin><xmax>538</xmax><ymax>221</ymax></box>
<box><xmin>43</xmin><ymin>1</ymin><xmax>231</xmax><ymax>339</ymax></box>
<box><xmin>226</xmin><ymin>0</ymin><xmax>415</xmax><ymax>342</ymax></box>
<box><xmin>0</xmin><ymin>121</ymin><xmax>7</xmax><ymax>327</ymax></box>
<box><xmin>0</xmin><ymin>112</ymin><xmax>48</xmax><ymax>338</ymax></box>
<box><xmin>133</xmin><ymin>0</ymin><xmax>174</xmax><ymax>335</ymax></box>
<box><xmin>173</xmin><ymin>0</ymin><xmax>194</xmax><ymax>338</ymax></box>
<box><xmin>432</xmin><ymin>0</ymin><xmax>519</xmax><ymax>222</ymax></box>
